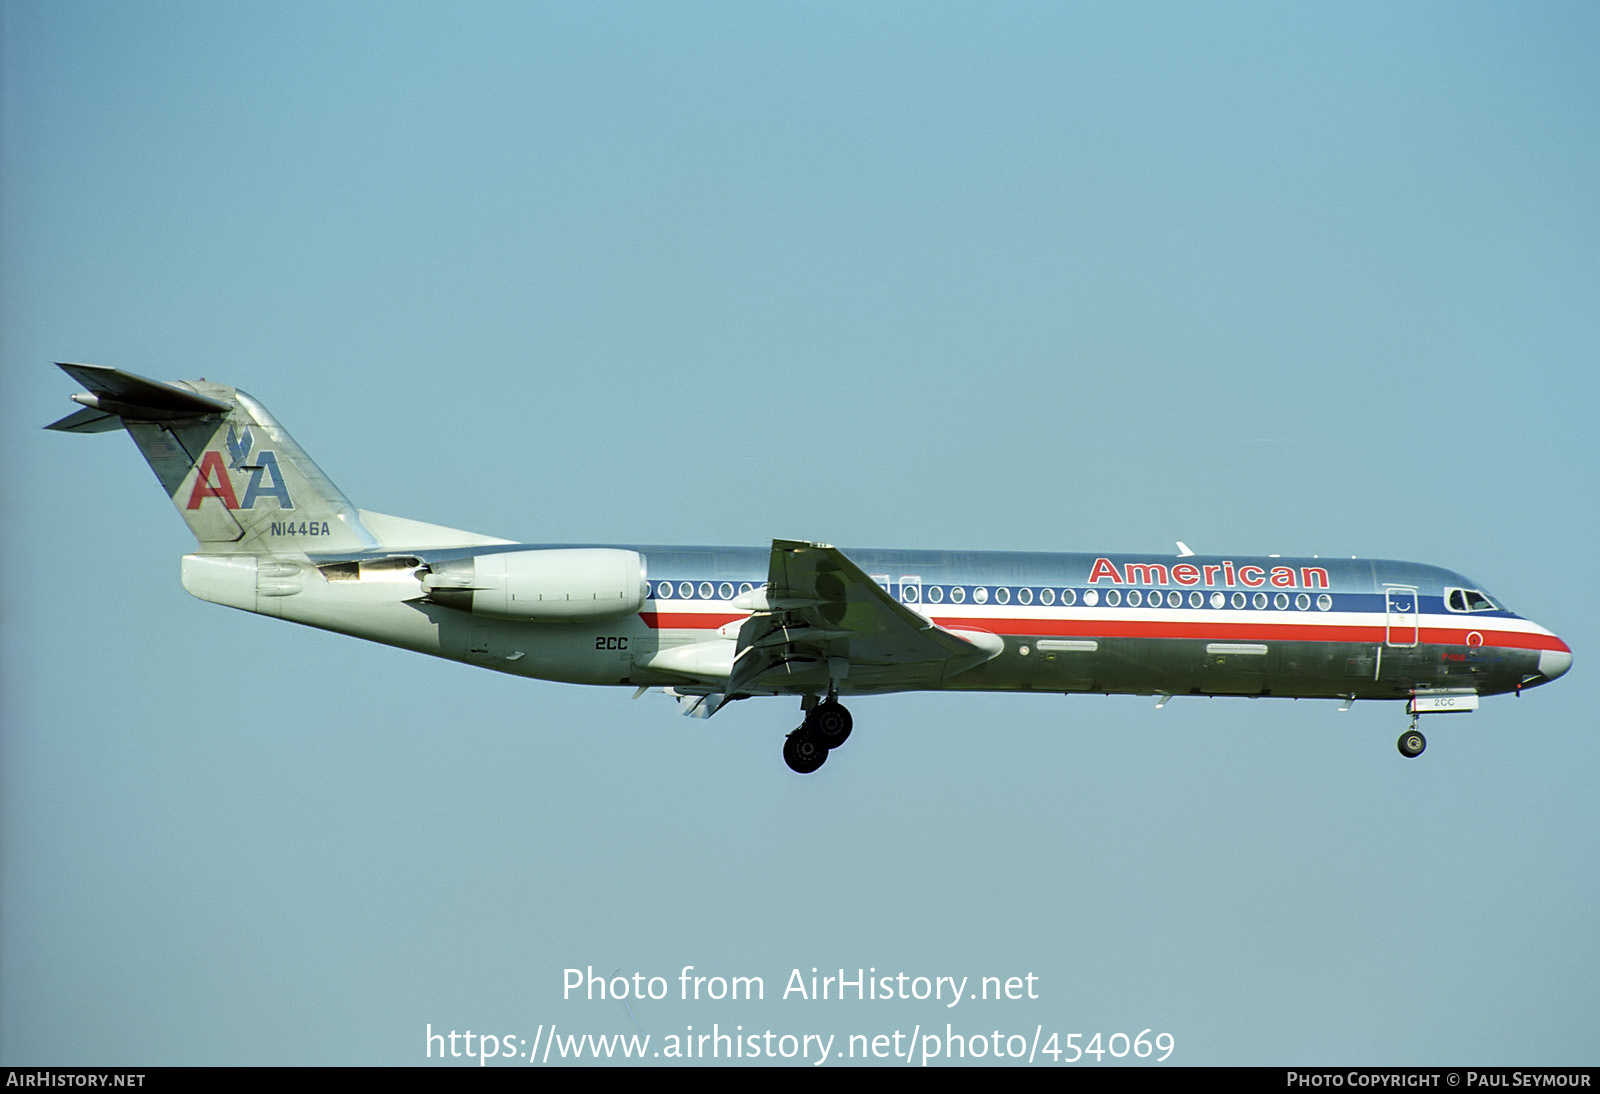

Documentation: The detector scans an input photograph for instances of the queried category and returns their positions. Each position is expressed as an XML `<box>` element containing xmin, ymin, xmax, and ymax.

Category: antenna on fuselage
<box><xmin>1176</xmin><ymin>541</ymin><xmax>1195</xmax><ymax>557</ymax></box>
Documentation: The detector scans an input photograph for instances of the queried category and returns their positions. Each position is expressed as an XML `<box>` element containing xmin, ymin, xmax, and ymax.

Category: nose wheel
<box><xmin>1397</xmin><ymin>716</ymin><xmax>1426</xmax><ymax>759</ymax></box>
<box><xmin>781</xmin><ymin>698</ymin><xmax>854</xmax><ymax>773</ymax></box>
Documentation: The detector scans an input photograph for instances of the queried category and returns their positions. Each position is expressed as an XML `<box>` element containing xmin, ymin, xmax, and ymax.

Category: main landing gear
<box><xmin>782</xmin><ymin>697</ymin><xmax>853</xmax><ymax>774</ymax></box>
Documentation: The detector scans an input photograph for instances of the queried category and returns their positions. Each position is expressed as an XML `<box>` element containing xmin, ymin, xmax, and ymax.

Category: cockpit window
<box><xmin>1446</xmin><ymin>588</ymin><xmax>1498</xmax><ymax>613</ymax></box>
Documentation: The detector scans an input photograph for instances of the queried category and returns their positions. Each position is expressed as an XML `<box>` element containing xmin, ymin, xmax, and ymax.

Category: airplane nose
<box><xmin>1538</xmin><ymin>645</ymin><xmax>1572</xmax><ymax>682</ymax></box>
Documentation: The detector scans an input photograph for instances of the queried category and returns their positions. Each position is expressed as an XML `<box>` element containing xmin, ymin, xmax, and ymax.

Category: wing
<box><xmin>725</xmin><ymin>539</ymin><xmax>1002</xmax><ymax>698</ymax></box>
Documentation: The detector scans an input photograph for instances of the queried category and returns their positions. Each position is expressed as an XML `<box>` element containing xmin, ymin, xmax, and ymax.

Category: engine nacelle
<box><xmin>421</xmin><ymin>549</ymin><xmax>647</xmax><ymax>621</ymax></box>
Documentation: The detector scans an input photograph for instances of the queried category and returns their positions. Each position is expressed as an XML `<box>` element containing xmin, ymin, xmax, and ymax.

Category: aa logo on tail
<box><xmin>225</xmin><ymin>423</ymin><xmax>254</xmax><ymax>469</ymax></box>
<box><xmin>187</xmin><ymin>425</ymin><xmax>294</xmax><ymax>511</ymax></box>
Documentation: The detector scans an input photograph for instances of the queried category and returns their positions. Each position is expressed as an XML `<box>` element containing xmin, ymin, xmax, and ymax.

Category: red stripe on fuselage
<box><xmin>638</xmin><ymin>611</ymin><xmax>746</xmax><ymax>630</ymax></box>
<box><xmin>637</xmin><ymin>609</ymin><xmax>1565</xmax><ymax>653</ymax></box>
<box><xmin>958</xmin><ymin>616</ymin><xmax>1566</xmax><ymax>653</ymax></box>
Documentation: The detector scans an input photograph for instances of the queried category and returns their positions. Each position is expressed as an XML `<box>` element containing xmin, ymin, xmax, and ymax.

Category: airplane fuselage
<box><xmin>198</xmin><ymin>543</ymin><xmax>1568</xmax><ymax>707</ymax></box>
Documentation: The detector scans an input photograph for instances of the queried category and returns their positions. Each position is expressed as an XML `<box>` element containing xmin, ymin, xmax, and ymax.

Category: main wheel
<box><xmin>805</xmin><ymin>699</ymin><xmax>853</xmax><ymax>748</ymax></box>
<box><xmin>1397</xmin><ymin>729</ymin><xmax>1426</xmax><ymax>758</ymax></box>
<box><xmin>783</xmin><ymin>730</ymin><xmax>829</xmax><ymax>774</ymax></box>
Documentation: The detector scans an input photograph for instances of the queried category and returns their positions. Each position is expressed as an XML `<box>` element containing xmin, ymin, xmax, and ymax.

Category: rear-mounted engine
<box><xmin>420</xmin><ymin>548</ymin><xmax>647</xmax><ymax>621</ymax></box>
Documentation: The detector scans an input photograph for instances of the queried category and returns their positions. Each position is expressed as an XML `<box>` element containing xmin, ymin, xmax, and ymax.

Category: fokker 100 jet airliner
<box><xmin>50</xmin><ymin>364</ymin><xmax>1572</xmax><ymax>773</ymax></box>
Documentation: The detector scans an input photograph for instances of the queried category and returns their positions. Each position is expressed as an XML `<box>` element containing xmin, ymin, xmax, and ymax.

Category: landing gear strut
<box><xmin>782</xmin><ymin>697</ymin><xmax>854</xmax><ymax>774</ymax></box>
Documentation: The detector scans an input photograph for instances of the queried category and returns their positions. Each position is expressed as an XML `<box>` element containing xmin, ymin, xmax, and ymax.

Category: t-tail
<box><xmin>47</xmin><ymin>362</ymin><xmax>381</xmax><ymax>554</ymax></box>
<box><xmin>46</xmin><ymin>363</ymin><xmax>505</xmax><ymax>559</ymax></box>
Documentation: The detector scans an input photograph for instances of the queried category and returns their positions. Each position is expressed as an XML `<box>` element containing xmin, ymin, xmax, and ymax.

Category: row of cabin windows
<box><xmin>649</xmin><ymin>580</ymin><xmax>1505</xmax><ymax>616</ymax></box>
<box><xmin>650</xmin><ymin>580</ymin><xmax>1334</xmax><ymax>613</ymax></box>
<box><xmin>913</xmin><ymin>586</ymin><xmax>1335</xmax><ymax>612</ymax></box>
<box><xmin>654</xmin><ymin>581</ymin><xmax>755</xmax><ymax>601</ymax></box>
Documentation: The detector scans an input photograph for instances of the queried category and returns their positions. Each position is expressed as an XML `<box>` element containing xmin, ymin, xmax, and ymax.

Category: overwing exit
<box><xmin>49</xmin><ymin>364</ymin><xmax>1572</xmax><ymax>773</ymax></box>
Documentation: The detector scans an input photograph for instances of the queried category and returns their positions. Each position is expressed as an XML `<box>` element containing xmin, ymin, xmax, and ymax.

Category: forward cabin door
<box><xmin>1384</xmin><ymin>585</ymin><xmax>1419</xmax><ymax>648</ymax></box>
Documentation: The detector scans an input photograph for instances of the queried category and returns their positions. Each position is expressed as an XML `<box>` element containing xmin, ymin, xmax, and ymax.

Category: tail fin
<box><xmin>49</xmin><ymin>362</ymin><xmax>380</xmax><ymax>555</ymax></box>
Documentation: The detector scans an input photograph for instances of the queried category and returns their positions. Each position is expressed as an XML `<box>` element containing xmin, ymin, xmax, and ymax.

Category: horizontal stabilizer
<box><xmin>48</xmin><ymin>362</ymin><xmax>232</xmax><ymax>426</ymax></box>
<box><xmin>44</xmin><ymin>406</ymin><xmax>125</xmax><ymax>433</ymax></box>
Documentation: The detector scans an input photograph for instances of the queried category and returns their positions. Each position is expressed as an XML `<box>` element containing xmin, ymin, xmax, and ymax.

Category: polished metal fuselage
<box><xmin>265</xmin><ymin>543</ymin><xmax>1566</xmax><ymax>703</ymax></box>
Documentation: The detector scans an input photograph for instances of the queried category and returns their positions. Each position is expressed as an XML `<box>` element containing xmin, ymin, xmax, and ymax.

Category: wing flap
<box><xmin>726</xmin><ymin>539</ymin><xmax>1001</xmax><ymax>697</ymax></box>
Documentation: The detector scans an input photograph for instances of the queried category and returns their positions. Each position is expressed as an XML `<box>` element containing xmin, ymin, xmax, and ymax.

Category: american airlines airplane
<box><xmin>50</xmin><ymin>363</ymin><xmax>1572</xmax><ymax>773</ymax></box>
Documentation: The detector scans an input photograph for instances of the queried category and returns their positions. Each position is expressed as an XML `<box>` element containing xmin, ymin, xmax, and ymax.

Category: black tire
<box><xmin>783</xmin><ymin>730</ymin><xmax>829</xmax><ymax>774</ymax></box>
<box><xmin>1397</xmin><ymin>729</ymin><xmax>1426</xmax><ymax>758</ymax></box>
<box><xmin>805</xmin><ymin>699</ymin><xmax>853</xmax><ymax>748</ymax></box>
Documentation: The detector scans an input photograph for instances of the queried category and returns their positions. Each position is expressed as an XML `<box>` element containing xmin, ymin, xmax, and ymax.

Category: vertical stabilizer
<box><xmin>48</xmin><ymin>363</ymin><xmax>378</xmax><ymax>555</ymax></box>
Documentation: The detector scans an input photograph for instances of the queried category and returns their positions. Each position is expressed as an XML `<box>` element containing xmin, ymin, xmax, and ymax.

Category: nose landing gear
<box><xmin>1398</xmin><ymin>691</ymin><xmax>1477</xmax><ymax>758</ymax></box>
<box><xmin>1397</xmin><ymin>713</ymin><xmax>1426</xmax><ymax>758</ymax></box>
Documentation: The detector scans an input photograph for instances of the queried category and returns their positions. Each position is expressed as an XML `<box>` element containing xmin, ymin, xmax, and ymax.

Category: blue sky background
<box><xmin>3</xmin><ymin>1</ymin><xmax>1597</xmax><ymax>1066</ymax></box>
